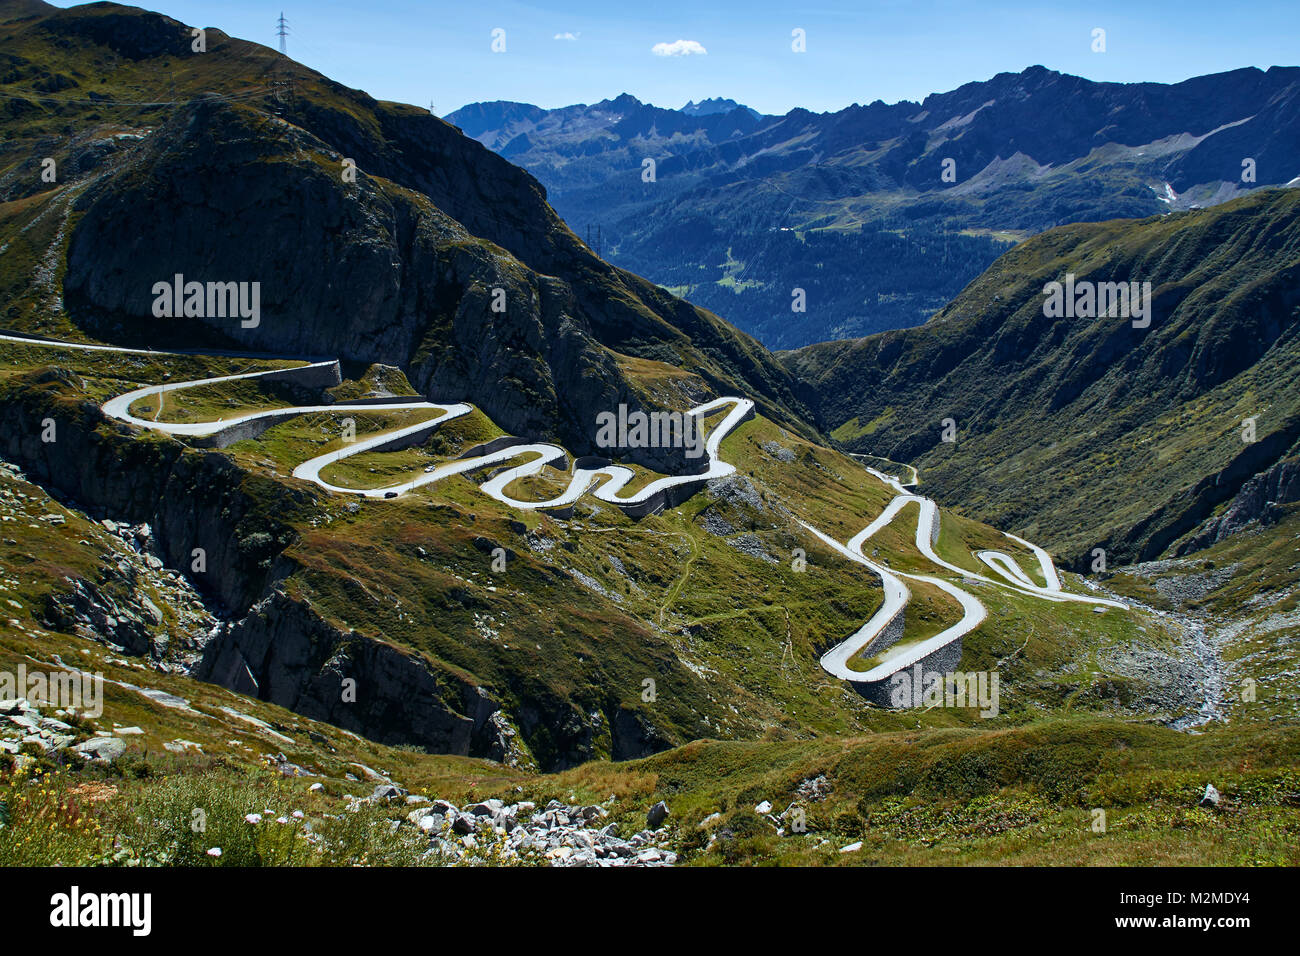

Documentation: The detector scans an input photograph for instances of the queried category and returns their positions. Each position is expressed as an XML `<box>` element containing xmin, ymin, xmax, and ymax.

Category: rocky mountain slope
<box><xmin>0</xmin><ymin>0</ymin><xmax>812</xmax><ymax>464</ymax></box>
<box><xmin>449</xmin><ymin>66</ymin><xmax>1300</xmax><ymax>348</ymax></box>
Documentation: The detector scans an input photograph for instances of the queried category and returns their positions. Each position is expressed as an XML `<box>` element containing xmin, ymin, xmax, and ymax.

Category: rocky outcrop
<box><xmin>0</xmin><ymin>695</ymin><xmax>131</xmax><ymax>771</ymax></box>
<box><xmin>196</xmin><ymin>590</ymin><xmax>513</xmax><ymax>758</ymax></box>
<box><xmin>44</xmin><ymin>574</ymin><xmax>154</xmax><ymax>658</ymax></box>
<box><xmin>1128</xmin><ymin>426</ymin><xmax>1300</xmax><ymax>563</ymax></box>
<box><xmin>0</xmin><ymin>369</ymin><xmax>302</xmax><ymax>614</ymax></box>
<box><xmin>1179</xmin><ymin>456</ymin><xmax>1300</xmax><ymax>552</ymax></box>
<box><xmin>508</xmin><ymin>693</ymin><xmax>675</xmax><ymax>771</ymax></box>
<box><xmin>399</xmin><ymin>796</ymin><xmax>678</xmax><ymax>866</ymax></box>
<box><xmin>194</xmin><ymin>585</ymin><xmax>676</xmax><ymax>768</ymax></box>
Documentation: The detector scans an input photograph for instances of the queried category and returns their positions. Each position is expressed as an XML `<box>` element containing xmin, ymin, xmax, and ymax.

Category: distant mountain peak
<box><xmin>607</xmin><ymin>92</ymin><xmax>643</xmax><ymax>108</ymax></box>
<box><xmin>681</xmin><ymin>97</ymin><xmax>759</xmax><ymax>118</ymax></box>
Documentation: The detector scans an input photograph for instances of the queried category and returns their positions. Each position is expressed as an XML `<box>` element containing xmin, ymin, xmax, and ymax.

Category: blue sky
<box><xmin>51</xmin><ymin>1</ymin><xmax>1300</xmax><ymax>115</ymax></box>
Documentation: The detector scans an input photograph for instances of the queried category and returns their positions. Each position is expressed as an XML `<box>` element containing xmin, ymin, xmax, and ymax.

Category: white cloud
<box><xmin>651</xmin><ymin>39</ymin><xmax>707</xmax><ymax>57</ymax></box>
<box><xmin>554</xmin><ymin>32</ymin><xmax>579</xmax><ymax>41</ymax></box>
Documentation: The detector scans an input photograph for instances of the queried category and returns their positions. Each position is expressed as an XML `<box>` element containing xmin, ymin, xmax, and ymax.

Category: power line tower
<box><xmin>269</xmin><ymin>13</ymin><xmax>295</xmax><ymax>113</ymax></box>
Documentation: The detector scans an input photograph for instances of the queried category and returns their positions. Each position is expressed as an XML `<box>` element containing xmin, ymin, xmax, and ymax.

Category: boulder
<box><xmin>646</xmin><ymin>800</ymin><xmax>670</xmax><ymax>829</ymax></box>
<box><xmin>73</xmin><ymin>736</ymin><xmax>127</xmax><ymax>762</ymax></box>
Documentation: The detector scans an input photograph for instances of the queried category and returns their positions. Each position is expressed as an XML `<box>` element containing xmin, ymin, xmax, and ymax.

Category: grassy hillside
<box><xmin>785</xmin><ymin>187</ymin><xmax>1300</xmax><ymax>567</ymax></box>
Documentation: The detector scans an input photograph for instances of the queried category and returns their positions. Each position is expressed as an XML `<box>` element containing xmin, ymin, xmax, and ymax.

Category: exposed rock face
<box><xmin>510</xmin><ymin>694</ymin><xmax>675</xmax><ymax>770</ymax></box>
<box><xmin>0</xmin><ymin>371</ymin><xmax>299</xmax><ymax>614</ymax></box>
<box><xmin>39</xmin><ymin>6</ymin><xmax>195</xmax><ymax>62</ymax></box>
<box><xmin>1180</xmin><ymin>457</ymin><xmax>1300</xmax><ymax>551</ymax></box>
<box><xmin>62</xmin><ymin>101</ymin><xmax>617</xmax><ymax>448</ymax></box>
<box><xmin>1</xmin><ymin>457</ymin><xmax>216</xmax><ymax>666</ymax></box>
<box><xmin>196</xmin><ymin>590</ymin><xmax>509</xmax><ymax>758</ymax></box>
<box><xmin>195</xmin><ymin>583</ymin><xmax>683</xmax><ymax>769</ymax></box>
<box><xmin>45</xmin><ymin>575</ymin><xmax>155</xmax><ymax>658</ymax></box>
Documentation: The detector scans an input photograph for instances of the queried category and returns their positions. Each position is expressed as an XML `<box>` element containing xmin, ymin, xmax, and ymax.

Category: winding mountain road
<box><xmin>7</xmin><ymin>333</ymin><xmax>754</xmax><ymax>515</ymax></box>
<box><xmin>804</xmin><ymin>466</ymin><xmax>1125</xmax><ymax>682</ymax></box>
<box><xmin>5</xmin><ymin>331</ymin><xmax>1124</xmax><ymax>690</ymax></box>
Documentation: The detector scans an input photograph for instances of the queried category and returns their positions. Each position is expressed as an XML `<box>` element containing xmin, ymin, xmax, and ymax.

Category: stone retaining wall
<box><xmin>853</xmin><ymin>636</ymin><xmax>965</xmax><ymax>708</ymax></box>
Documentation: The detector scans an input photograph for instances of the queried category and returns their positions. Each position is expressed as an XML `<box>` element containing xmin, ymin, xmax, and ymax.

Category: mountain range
<box><xmin>448</xmin><ymin>66</ymin><xmax>1300</xmax><ymax>348</ymax></box>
